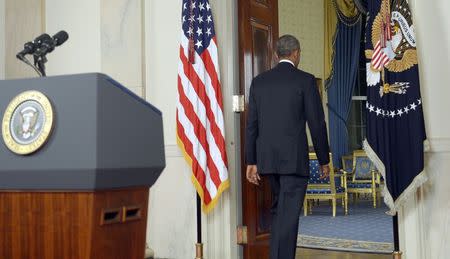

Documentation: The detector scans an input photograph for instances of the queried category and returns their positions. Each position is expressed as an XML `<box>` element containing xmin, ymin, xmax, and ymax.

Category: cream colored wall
<box><xmin>279</xmin><ymin>0</ymin><xmax>328</xmax><ymax>144</ymax></box>
<box><xmin>279</xmin><ymin>0</ymin><xmax>325</xmax><ymax>79</ymax></box>
<box><xmin>398</xmin><ymin>0</ymin><xmax>450</xmax><ymax>258</ymax></box>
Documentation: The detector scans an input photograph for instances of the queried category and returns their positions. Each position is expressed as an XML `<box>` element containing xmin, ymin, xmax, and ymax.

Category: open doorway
<box><xmin>278</xmin><ymin>0</ymin><xmax>394</xmax><ymax>253</ymax></box>
<box><xmin>238</xmin><ymin>0</ymin><xmax>394</xmax><ymax>258</ymax></box>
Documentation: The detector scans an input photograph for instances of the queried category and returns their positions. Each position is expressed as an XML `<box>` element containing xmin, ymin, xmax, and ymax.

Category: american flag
<box><xmin>176</xmin><ymin>0</ymin><xmax>229</xmax><ymax>213</ymax></box>
<box><xmin>371</xmin><ymin>40</ymin><xmax>390</xmax><ymax>70</ymax></box>
<box><xmin>372</xmin><ymin>12</ymin><xmax>392</xmax><ymax>70</ymax></box>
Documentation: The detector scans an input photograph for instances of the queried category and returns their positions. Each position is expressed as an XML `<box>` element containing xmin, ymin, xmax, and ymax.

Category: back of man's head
<box><xmin>276</xmin><ymin>35</ymin><xmax>301</xmax><ymax>59</ymax></box>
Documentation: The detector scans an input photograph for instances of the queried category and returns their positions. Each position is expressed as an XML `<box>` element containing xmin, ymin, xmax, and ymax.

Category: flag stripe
<box><xmin>180</xmin><ymin>33</ymin><xmax>226</xmax><ymax>137</ymax></box>
<box><xmin>179</xmin><ymin>45</ymin><xmax>228</xmax><ymax>164</ymax></box>
<box><xmin>200</xmin><ymin>49</ymin><xmax>229</xmax><ymax>166</ymax></box>
<box><xmin>176</xmin><ymin>112</ymin><xmax>213</xmax><ymax>204</ymax></box>
<box><xmin>202</xmin><ymin>38</ymin><xmax>223</xmax><ymax>108</ymax></box>
<box><xmin>177</xmin><ymin>76</ymin><xmax>225</xmax><ymax>188</ymax></box>
<box><xmin>176</xmin><ymin>97</ymin><xmax>218</xmax><ymax>198</ymax></box>
<box><xmin>178</xmin><ymin>49</ymin><xmax>225</xmax><ymax>190</ymax></box>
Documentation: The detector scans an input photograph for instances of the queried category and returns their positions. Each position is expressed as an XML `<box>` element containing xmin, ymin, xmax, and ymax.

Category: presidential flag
<box><xmin>176</xmin><ymin>0</ymin><xmax>229</xmax><ymax>213</ymax></box>
<box><xmin>364</xmin><ymin>0</ymin><xmax>427</xmax><ymax>214</ymax></box>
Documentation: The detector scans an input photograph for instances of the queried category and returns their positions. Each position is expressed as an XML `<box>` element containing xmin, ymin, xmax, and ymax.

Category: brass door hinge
<box><xmin>233</xmin><ymin>95</ymin><xmax>245</xmax><ymax>113</ymax></box>
<box><xmin>237</xmin><ymin>225</ymin><xmax>248</xmax><ymax>245</ymax></box>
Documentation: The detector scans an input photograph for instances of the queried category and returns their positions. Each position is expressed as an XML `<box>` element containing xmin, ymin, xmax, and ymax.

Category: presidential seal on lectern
<box><xmin>2</xmin><ymin>90</ymin><xmax>54</xmax><ymax>155</ymax></box>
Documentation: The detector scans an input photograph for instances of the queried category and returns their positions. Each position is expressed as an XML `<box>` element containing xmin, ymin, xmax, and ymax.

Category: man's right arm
<box><xmin>304</xmin><ymin>75</ymin><xmax>330</xmax><ymax>167</ymax></box>
<box><xmin>245</xmin><ymin>80</ymin><xmax>258</xmax><ymax>165</ymax></box>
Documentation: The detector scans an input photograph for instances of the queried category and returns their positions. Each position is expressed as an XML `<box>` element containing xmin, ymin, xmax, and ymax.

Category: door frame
<box><xmin>237</xmin><ymin>0</ymin><xmax>279</xmax><ymax>258</ymax></box>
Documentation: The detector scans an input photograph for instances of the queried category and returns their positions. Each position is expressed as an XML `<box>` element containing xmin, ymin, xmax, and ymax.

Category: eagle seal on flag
<box><xmin>364</xmin><ymin>0</ymin><xmax>427</xmax><ymax>214</ymax></box>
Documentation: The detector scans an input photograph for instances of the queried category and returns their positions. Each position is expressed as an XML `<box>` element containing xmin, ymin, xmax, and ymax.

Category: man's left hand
<box><xmin>246</xmin><ymin>165</ymin><xmax>261</xmax><ymax>185</ymax></box>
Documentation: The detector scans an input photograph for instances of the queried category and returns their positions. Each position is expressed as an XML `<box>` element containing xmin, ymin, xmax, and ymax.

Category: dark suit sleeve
<box><xmin>304</xmin><ymin>76</ymin><xmax>330</xmax><ymax>165</ymax></box>
<box><xmin>245</xmin><ymin>80</ymin><xmax>258</xmax><ymax>165</ymax></box>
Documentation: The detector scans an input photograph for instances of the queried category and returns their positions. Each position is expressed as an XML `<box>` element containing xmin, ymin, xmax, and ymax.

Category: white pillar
<box><xmin>145</xmin><ymin>1</ymin><xmax>197</xmax><ymax>258</ymax></box>
<box><xmin>44</xmin><ymin>0</ymin><xmax>144</xmax><ymax>96</ymax></box>
<box><xmin>399</xmin><ymin>0</ymin><xmax>450</xmax><ymax>258</ymax></box>
<box><xmin>144</xmin><ymin>0</ymin><xmax>241</xmax><ymax>258</ymax></box>
<box><xmin>203</xmin><ymin>0</ymin><xmax>241</xmax><ymax>258</ymax></box>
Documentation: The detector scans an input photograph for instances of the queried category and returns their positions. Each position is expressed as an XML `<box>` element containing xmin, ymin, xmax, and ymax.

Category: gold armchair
<box><xmin>346</xmin><ymin>150</ymin><xmax>381</xmax><ymax>208</ymax></box>
<box><xmin>303</xmin><ymin>153</ymin><xmax>348</xmax><ymax>217</ymax></box>
<box><xmin>341</xmin><ymin>155</ymin><xmax>353</xmax><ymax>175</ymax></box>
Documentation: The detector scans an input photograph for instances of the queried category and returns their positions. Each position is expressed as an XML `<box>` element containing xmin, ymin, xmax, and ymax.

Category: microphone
<box><xmin>16</xmin><ymin>31</ymin><xmax>69</xmax><ymax>77</ymax></box>
<box><xmin>16</xmin><ymin>33</ymin><xmax>52</xmax><ymax>59</ymax></box>
<box><xmin>53</xmin><ymin>31</ymin><xmax>69</xmax><ymax>47</ymax></box>
<box><xmin>34</xmin><ymin>31</ymin><xmax>69</xmax><ymax>56</ymax></box>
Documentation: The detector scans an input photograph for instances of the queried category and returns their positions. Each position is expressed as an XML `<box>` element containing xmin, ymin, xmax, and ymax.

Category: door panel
<box><xmin>238</xmin><ymin>0</ymin><xmax>278</xmax><ymax>258</ymax></box>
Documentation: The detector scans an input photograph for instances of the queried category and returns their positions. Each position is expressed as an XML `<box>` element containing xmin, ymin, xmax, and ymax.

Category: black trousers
<box><xmin>267</xmin><ymin>174</ymin><xmax>308</xmax><ymax>259</ymax></box>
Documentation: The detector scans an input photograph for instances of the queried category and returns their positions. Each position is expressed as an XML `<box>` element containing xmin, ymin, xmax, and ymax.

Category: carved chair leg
<box><xmin>372</xmin><ymin>189</ymin><xmax>377</xmax><ymax>208</ymax></box>
<box><xmin>332</xmin><ymin>198</ymin><xmax>336</xmax><ymax>217</ymax></box>
<box><xmin>345</xmin><ymin>193</ymin><xmax>348</xmax><ymax>215</ymax></box>
<box><xmin>303</xmin><ymin>199</ymin><xmax>308</xmax><ymax>216</ymax></box>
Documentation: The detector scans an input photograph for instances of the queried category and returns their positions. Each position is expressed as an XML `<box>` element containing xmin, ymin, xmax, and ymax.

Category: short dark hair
<box><xmin>276</xmin><ymin>35</ymin><xmax>301</xmax><ymax>58</ymax></box>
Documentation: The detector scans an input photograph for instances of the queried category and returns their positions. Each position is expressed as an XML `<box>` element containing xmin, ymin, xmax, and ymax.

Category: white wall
<box><xmin>45</xmin><ymin>0</ymin><xmax>102</xmax><ymax>75</ymax></box>
<box><xmin>45</xmin><ymin>0</ymin><xmax>144</xmax><ymax>97</ymax></box>
<box><xmin>399</xmin><ymin>0</ymin><xmax>450</xmax><ymax>258</ymax></box>
<box><xmin>101</xmin><ymin>0</ymin><xmax>144</xmax><ymax>96</ymax></box>
<box><xmin>4</xmin><ymin>0</ymin><xmax>44</xmax><ymax>79</ymax></box>
<box><xmin>0</xmin><ymin>0</ymin><xmax>5</xmax><ymax>79</ymax></box>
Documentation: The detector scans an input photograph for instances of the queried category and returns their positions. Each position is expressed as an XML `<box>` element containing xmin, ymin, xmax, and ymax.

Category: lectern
<box><xmin>0</xmin><ymin>73</ymin><xmax>165</xmax><ymax>259</ymax></box>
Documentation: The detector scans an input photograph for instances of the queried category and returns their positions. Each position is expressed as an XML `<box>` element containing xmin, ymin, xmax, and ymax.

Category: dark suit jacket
<box><xmin>245</xmin><ymin>62</ymin><xmax>330</xmax><ymax>176</ymax></box>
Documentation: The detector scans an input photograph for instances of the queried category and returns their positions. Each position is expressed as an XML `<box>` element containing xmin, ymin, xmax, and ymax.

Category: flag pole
<box><xmin>392</xmin><ymin>214</ymin><xmax>402</xmax><ymax>259</ymax></box>
<box><xmin>195</xmin><ymin>193</ymin><xmax>204</xmax><ymax>259</ymax></box>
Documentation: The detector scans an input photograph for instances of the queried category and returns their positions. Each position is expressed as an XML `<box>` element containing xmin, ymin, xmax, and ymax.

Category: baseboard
<box><xmin>144</xmin><ymin>247</ymin><xmax>154</xmax><ymax>259</ymax></box>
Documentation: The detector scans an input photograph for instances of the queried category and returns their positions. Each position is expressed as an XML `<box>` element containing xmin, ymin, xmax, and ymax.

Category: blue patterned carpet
<box><xmin>297</xmin><ymin>198</ymin><xmax>394</xmax><ymax>253</ymax></box>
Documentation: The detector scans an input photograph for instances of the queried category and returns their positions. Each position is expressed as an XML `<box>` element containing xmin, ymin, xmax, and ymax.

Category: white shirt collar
<box><xmin>279</xmin><ymin>59</ymin><xmax>295</xmax><ymax>67</ymax></box>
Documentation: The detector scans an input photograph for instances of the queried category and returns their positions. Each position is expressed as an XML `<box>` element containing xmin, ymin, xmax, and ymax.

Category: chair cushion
<box><xmin>307</xmin><ymin>187</ymin><xmax>346</xmax><ymax>194</ymax></box>
<box><xmin>347</xmin><ymin>183</ymin><xmax>380</xmax><ymax>189</ymax></box>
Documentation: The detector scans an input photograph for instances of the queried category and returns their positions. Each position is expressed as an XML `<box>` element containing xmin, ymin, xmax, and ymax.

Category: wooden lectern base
<box><xmin>0</xmin><ymin>187</ymin><xmax>149</xmax><ymax>259</ymax></box>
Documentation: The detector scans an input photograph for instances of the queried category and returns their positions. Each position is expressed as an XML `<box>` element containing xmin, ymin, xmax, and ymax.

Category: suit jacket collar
<box><xmin>279</xmin><ymin>59</ymin><xmax>295</xmax><ymax>66</ymax></box>
<box><xmin>277</xmin><ymin>61</ymin><xmax>296</xmax><ymax>70</ymax></box>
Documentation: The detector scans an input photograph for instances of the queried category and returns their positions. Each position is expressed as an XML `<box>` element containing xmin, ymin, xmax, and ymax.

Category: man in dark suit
<box><xmin>245</xmin><ymin>35</ymin><xmax>330</xmax><ymax>259</ymax></box>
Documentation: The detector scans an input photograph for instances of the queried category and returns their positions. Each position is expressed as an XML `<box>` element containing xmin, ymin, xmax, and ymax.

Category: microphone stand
<box><xmin>34</xmin><ymin>54</ymin><xmax>47</xmax><ymax>77</ymax></box>
<box><xmin>16</xmin><ymin>55</ymin><xmax>43</xmax><ymax>77</ymax></box>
